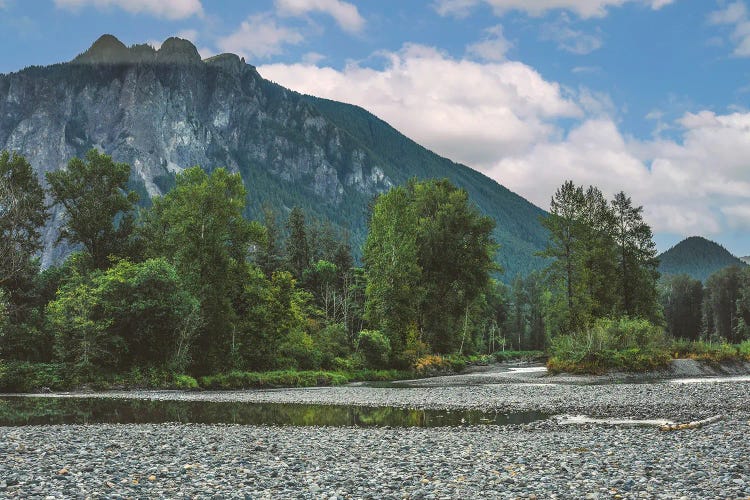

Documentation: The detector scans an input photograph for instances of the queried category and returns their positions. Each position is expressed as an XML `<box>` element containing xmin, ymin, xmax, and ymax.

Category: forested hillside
<box><xmin>658</xmin><ymin>236</ymin><xmax>747</xmax><ymax>282</ymax></box>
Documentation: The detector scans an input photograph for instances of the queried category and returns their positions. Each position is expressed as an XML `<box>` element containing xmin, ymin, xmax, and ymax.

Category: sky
<box><xmin>1</xmin><ymin>0</ymin><xmax>749</xmax><ymax>256</ymax></box>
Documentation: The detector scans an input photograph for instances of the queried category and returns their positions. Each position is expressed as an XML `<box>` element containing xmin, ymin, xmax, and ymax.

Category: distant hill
<box><xmin>741</xmin><ymin>256</ymin><xmax>750</xmax><ymax>265</ymax></box>
<box><xmin>0</xmin><ymin>34</ymin><xmax>549</xmax><ymax>279</ymax></box>
<box><xmin>658</xmin><ymin>236</ymin><xmax>747</xmax><ymax>282</ymax></box>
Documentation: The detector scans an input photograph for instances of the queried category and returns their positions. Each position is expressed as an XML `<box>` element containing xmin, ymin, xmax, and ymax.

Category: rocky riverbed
<box><xmin>2</xmin><ymin>364</ymin><xmax>750</xmax><ymax>498</ymax></box>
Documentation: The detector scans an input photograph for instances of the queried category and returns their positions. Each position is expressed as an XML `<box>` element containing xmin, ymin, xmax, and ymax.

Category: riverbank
<box><xmin>2</xmin><ymin>362</ymin><xmax>750</xmax><ymax>497</ymax></box>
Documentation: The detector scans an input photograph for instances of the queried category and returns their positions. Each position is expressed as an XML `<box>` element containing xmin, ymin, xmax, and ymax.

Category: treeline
<box><xmin>661</xmin><ymin>267</ymin><xmax>750</xmax><ymax>343</ymax></box>
<box><xmin>0</xmin><ymin>149</ymin><xmax>535</xmax><ymax>384</ymax></box>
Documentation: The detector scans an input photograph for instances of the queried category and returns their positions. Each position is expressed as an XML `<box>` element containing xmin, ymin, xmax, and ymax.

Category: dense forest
<box><xmin>1</xmin><ymin>150</ymin><xmax>749</xmax><ymax>389</ymax></box>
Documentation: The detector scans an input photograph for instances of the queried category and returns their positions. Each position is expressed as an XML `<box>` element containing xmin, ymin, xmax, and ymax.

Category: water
<box><xmin>0</xmin><ymin>396</ymin><xmax>547</xmax><ymax>428</ymax></box>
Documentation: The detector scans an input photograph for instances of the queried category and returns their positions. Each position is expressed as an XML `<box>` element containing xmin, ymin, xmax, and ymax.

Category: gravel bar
<box><xmin>2</xmin><ymin>366</ymin><xmax>750</xmax><ymax>498</ymax></box>
<box><xmin>2</xmin><ymin>416</ymin><xmax>749</xmax><ymax>499</ymax></box>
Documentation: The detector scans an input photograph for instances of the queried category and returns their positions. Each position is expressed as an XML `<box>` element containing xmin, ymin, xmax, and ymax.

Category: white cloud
<box><xmin>709</xmin><ymin>1</ymin><xmax>750</xmax><ymax>57</ymax></box>
<box><xmin>53</xmin><ymin>0</ymin><xmax>203</xmax><ymax>19</ymax></box>
<box><xmin>466</xmin><ymin>24</ymin><xmax>512</xmax><ymax>61</ymax></box>
<box><xmin>275</xmin><ymin>0</ymin><xmax>365</xmax><ymax>33</ymax></box>
<box><xmin>302</xmin><ymin>51</ymin><xmax>327</xmax><ymax>64</ymax></box>
<box><xmin>435</xmin><ymin>0</ymin><xmax>675</xmax><ymax>18</ymax></box>
<box><xmin>259</xmin><ymin>43</ymin><xmax>750</xmax><ymax>238</ymax></box>
<box><xmin>540</xmin><ymin>14</ymin><xmax>603</xmax><ymax>54</ymax></box>
<box><xmin>217</xmin><ymin>13</ymin><xmax>304</xmax><ymax>60</ymax></box>
<box><xmin>260</xmin><ymin>43</ymin><xmax>580</xmax><ymax>165</ymax></box>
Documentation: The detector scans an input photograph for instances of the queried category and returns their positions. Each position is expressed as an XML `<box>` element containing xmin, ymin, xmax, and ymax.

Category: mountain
<box><xmin>742</xmin><ymin>256</ymin><xmax>750</xmax><ymax>265</ymax></box>
<box><xmin>0</xmin><ymin>35</ymin><xmax>549</xmax><ymax>279</ymax></box>
<box><xmin>658</xmin><ymin>236</ymin><xmax>747</xmax><ymax>282</ymax></box>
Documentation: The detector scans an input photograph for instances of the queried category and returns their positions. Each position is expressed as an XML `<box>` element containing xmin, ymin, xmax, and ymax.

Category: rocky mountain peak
<box><xmin>73</xmin><ymin>34</ymin><xmax>133</xmax><ymax>64</ymax></box>
<box><xmin>156</xmin><ymin>37</ymin><xmax>201</xmax><ymax>65</ymax></box>
<box><xmin>204</xmin><ymin>53</ymin><xmax>247</xmax><ymax>77</ymax></box>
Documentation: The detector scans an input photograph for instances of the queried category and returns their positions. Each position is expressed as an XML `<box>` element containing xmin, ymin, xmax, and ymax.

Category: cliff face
<box><xmin>0</xmin><ymin>35</ymin><xmax>548</xmax><ymax>277</ymax></box>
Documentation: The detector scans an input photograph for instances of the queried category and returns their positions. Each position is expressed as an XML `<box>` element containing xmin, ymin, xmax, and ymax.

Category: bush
<box><xmin>739</xmin><ymin>341</ymin><xmax>750</xmax><ymax>361</ymax></box>
<box><xmin>0</xmin><ymin>361</ymin><xmax>71</xmax><ymax>392</ymax></box>
<box><xmin>357</xmin><ymin>330</ymin><xmax>391</xmax><ymax>368</ymax></box>
<box><xmin>547</xmin><ymin>317</ymin><xmax>671</xmax><ymax>374</ymax></box>
<box><xmin>173</xmin><ymin>374</ymin><xmax>199</xmax><ymax>390</ymax></box>
<box><xmin>671</xmin><ymin>339</ymin><xmax>740</xmax><ymax>363</ymax></box>
<box><xmin>198</xmin><ymin>370</ymin><xmax>351</xmax><ymax>390</ymax></box>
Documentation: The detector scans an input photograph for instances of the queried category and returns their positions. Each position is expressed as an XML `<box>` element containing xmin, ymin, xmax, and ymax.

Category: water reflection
<box><xmin>0</xmin><ymin>397</ymin><xmax>547</xmax><ymax>428</ymax></box>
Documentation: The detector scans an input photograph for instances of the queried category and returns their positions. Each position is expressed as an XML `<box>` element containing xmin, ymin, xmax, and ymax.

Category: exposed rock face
<box><xmin>0</xmin><ymin>36</ymin><xmax>393</xmax><ymax>266</ymax></box>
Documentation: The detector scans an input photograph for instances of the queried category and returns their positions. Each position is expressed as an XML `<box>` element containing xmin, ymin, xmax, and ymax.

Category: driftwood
<box><xmin>659</xmin><ymin>415</ymin><xmax>724</xmax><ymax>431</ymax></box>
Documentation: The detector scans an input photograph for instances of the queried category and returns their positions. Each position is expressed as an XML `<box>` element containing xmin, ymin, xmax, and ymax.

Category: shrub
<box><xmin>739</xmin><ymin>341</ymin><xmax>750</xmax><ymax>361</ymax></box>
<box><xmin>357</xmin><ymin>330</ymin><xmax>391</xmax><ymax>368</ymax></box>
<box><xmin>414</xmin><ymin>354</ymin><xmax>450</xmax><ymax>375</ymax></box>
<box><xmin>547</xmin><ymin>317</ymin><xmax>670</xmax><ymax>373</ymax></box>
<box><xmin>0</xmin><ymin>361</ymin><xmax>70</xmax><ymax>392</ymax></box>
<box><xmin>671</xmin><ymin>339</ymin><xmax>739</xmax><ymax>363</ymax></box>
<box><xmin>173</xmin><ymin>374</ymin><xmax>199</xmax><ymax>390</ymax></box>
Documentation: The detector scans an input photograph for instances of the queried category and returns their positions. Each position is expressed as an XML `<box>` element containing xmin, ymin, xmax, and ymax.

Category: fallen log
<box><xmin>659</xmin><ymin>415</ymin><xmax>724</xmax><ymax>431</ymax></box>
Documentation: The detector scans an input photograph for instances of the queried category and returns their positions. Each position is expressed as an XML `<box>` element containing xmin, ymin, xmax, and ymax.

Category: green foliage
<box><xmin>285</xmin><ymin>207</ymin><xmax>310</xmax><ymax>279</ymax></box>
<box><xmin>0</xmin><ymin>361</ymin><xmax>70</xmax><ymax>392</ymax></box>
<box><xmin>702</xmin><ymin>266</ymin><xmax>744</xmax><ymax>343</ymax></box>
<box><xmin>141</xmin><ymin>166</ymin><xmax>263</xmax><ymax>373</ymax></box>
<box><xmin>0</xmin><ymin>151</ymin><xmax>47</xmax><ymax>287</ymax></box>
<box><xmin>364</xmin><ymin>179</ymin><xmax>497</xmax><ymax>355</ymax></box>
<box><xmin>357</xmin><ymin>330</ymin><xmax>391</xmax><ymax>368</ymax></box>
<box><xmin>172</xmin><ymin>374</ymin><xmax>199</xmax><ymax>390</ymax></box>
<box><xmin>541</xmin><ymin>182</ymin><xmax>660</xmax><ymax>335</ymax></box>
<box><xmin>304</xmin><ymin>95</ymin><xmax>549</xmax><ymax>278</ymax></box>
<box><xmin>46</xmin><ymin>149</ymin><xmax>138</xmax><ymax>269</ymax></box>
<box><xmin>670</xmin><ymin>339</ymin><xmax>742</xmax><ymax>363</ymax></box>
<box><xmin>659</xmin><ymin>274</ymin><xmax>703</xmax><ymax>340</ymax></box>
<box><xmin>47</xmin><ymin>259</ymin><xmax>200</xmax><ymax>376</ymax></box>
<box><xmin>198</xmin><ymin>370</ymin><xmax>350</xmax><ymax>389</ymax></box>
<box><xmin>547</xmin><ymin>317</ymin><xmax>670</xmax><ymax>373</ymax></box>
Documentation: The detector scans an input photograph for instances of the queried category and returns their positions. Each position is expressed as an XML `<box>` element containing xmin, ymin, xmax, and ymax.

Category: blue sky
<box><xmin>1</xmin><ymin>0</ymin><xmax>749</xmax><ymax>255</ymax></box>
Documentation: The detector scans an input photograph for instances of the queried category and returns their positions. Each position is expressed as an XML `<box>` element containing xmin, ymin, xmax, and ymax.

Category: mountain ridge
<box><xmin>658</xmin><ymin>236</ymin><xmax>747</xmax><ymax>282</ymax></box>
<box><xmin>0</xmin><ymin>35</ymin><xmax>549</xmax><ymax>279</ymax></box>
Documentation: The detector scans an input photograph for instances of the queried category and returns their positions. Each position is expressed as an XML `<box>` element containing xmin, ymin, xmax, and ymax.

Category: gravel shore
<box><xmin>2</xmin><ymin>365</ymin><xmax>750</xmax><ymax>498</ymax></box>
<box><xmin>2</xmin><ymin>416</ymin><xmax>749</xmax><ymax>499</ymax></box>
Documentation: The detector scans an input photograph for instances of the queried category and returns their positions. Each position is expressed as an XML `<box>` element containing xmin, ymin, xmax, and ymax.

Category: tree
<box><xmin>659</xmin><ymin>274</ymin><xmax>703</xmax><ymax>340</ymax></box>
<box><xmin>255</xmin><ymin>204</ymin><xmax>284</xmax><ymax>277</ymax></box>
<box><xmin>142</xmin><ymin>166</ymin><xmax>263</xmax><ymax>373</ymax></box>
<box><xmin>363</xmin><ymin>184</ymin><xmax>421</xmax><ymax>353</ymax></box>
<box><xmin>48</xmin><ymin>258</ymin><xmax>200</xmax><ymax>375</ymax></box>
<box><xmin>610</xmin><ymin>191</ymin><xmax>660</xmax><ymax>320</ymax></box>
<box><xmin>0</xmin><ymin>151</ymin><xmax>47</xmax><ymax>287</ymax></box>
<box><xmin>285</xmin><ymin>207</ymin><xmax>310</xmax><ymax>280</ymax></box>
<box><xmin>540</xmin><ymin>181</ymin><xmax>588</xmax><ymax>334</ymax></box>
<box><xmin>364</xmin><ymin>179</ymin><xmax>497</xmax><ymax>357</ymax></box>
<box><xmin>93</xmin><ymin>258</ymin><xmax>200</xmax><ymax>370</ymax></box>
<box><xmin>46</xmin><ymin>149</ymin><xmax>138</xmax><ymax>269</ymax></box>
<box><xmin>703</xmin><ymin>266</ymin><xmax>742</xmax><ymax>342</ymax></box>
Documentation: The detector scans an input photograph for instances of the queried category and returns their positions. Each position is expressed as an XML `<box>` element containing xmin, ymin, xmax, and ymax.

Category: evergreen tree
<box><xmin>659</xmin><ymin>274</ymin><xmax>703</xmax><ymax>340</ymax></box>
<box><xmin>610</xmin><ymin>191</ymin><xmax>660</xmax><ymax>320</ymax></box>
<box><xmin>255</xmin><ymin>204</ymin><xmax>283</xmax><ymax>277</ymax></box>
<box><xmin>540</xmin><ymin>181</ymin><xmax>588</xmax><ymax>333</ymax></box>
<box><xmin>285</xmin><ymin>207</ymin><xmax>310</xmax><ymax>280</ymax></box>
